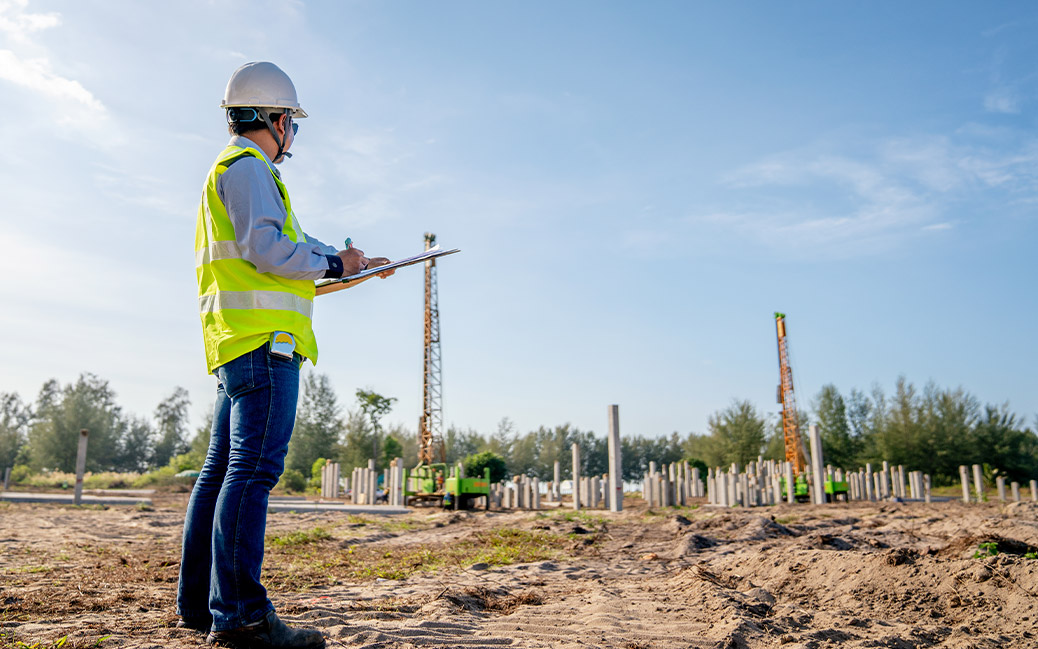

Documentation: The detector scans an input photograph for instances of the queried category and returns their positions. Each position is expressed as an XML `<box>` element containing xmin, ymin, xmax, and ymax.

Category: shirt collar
<box><xmin>228</xmin><ymin>135</ymin><xmax>281</xmax><ymax>178</ymax></box>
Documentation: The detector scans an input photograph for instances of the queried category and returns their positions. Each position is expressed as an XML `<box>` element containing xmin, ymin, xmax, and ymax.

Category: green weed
<box><xmin>552</xmin><ymin>510</ymin><xmax>608</xmax><ymax>526</ymax></box>
<box><xmin>265</xmin><ymin>527</ymin><xmax>566</xmax><ymax>589</ymax></box>
<box><xmin>268</xmin><ymin>527</ymin><xmax>332</xmax><ymax>547</ymax></box>
<box><xmin>346</xmin><ymin>514</ymin><xmax>417</xmax><ymax>532</ymax></box>
<box><xmin>973</xmin><ymin>542</ymin><xmax>999</xmax><ymax>558</ymax></box>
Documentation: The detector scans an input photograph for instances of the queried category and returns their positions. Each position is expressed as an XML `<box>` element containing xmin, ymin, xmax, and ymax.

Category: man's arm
<box><xmin>218</xmin><ymin>158</ymin><xmax>342</xmax><ymax>280</ymax></box>
<box><xmin>301</xmin><ymin>232</ymin><xmax>338</xmax><ymax>256</ymax></box>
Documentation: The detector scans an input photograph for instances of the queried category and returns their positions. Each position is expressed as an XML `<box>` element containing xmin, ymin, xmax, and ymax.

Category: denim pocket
<box><xmin>217</xmin><ymin>349</ymin><xmax>257</xmax><ymax>398</ymax></box>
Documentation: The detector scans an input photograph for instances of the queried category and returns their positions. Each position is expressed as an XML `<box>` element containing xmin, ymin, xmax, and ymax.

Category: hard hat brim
<box><xmin>220</xmin><ymin>101</ymin><xmax>308</xmax><ymax>119</ymax></box>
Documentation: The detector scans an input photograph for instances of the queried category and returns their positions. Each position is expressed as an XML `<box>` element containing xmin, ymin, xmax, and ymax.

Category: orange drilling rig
<box><xmin>775</xmin><ymin>312</ymin><xmax>810</xmax><ymax>501</ymax></box>
<box><xmin>775</xmin><ymin>312</ymin><xmax>808</xmax><ymax>474</ymax></box>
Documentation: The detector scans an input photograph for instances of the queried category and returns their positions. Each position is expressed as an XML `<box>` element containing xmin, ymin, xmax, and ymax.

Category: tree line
<box><xmin>2</xmin><ymin>372</ymin><xmax>1035</xmax><ymax>488</ymax></box>
<box><xmin>683</xmin><ymin>378</ymin><xmax>1038</xmax><ymax>486</ymax></box>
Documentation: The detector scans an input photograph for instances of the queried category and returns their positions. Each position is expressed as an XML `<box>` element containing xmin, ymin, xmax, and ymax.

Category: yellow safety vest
<box><xmin>195</xmin><ymin>145</ymin><xmax>318</xmax><ymax>373</ymax></box>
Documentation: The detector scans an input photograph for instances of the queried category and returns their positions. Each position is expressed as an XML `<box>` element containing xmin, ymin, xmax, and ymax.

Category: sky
<box><xmin>1</xmin><ymin>0</ymin><xmax>1037</xmax><ymax>443</ymax></box>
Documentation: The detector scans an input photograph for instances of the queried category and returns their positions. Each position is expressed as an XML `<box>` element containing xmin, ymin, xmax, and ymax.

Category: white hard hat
<box><xmin>221</xmin><ymin>61</ymin><xmax>308</xmax><ymax>118</ymax></box>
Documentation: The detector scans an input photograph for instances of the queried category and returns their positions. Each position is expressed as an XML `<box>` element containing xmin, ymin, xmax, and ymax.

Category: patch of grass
<box><xmin>268</xmin><ymin>527</ymin><xmax>333</xmax><ymax>547</ymax></box>
<box><xmin>468</xmin><ymin>528</ymin><xmax>560</xmax><ymax>565</ymax></box>
<box><xmin>265</xmin><ymin>527</ymin><xmax>568</xmax><ymax>589</ymax></box>
<box><xmin>642</xmin><ymin>504</ymin><xmax>700</xmax><ymax>519</ymax></box>
<box><xmin>345</xmin><ymin>514</ymin><xmax>419</xmax><ymax>532</ymax></box>
<box><xmin>552</xmin><ymin>510</ymin><xmax>608</xmax><ymax>526</ymax></box>
<box><xmin>11</xmin><ymin>565</ymin><xmax>53</xmax><ymax>574</ymax></box>
<box><xmin>0</xmin><ymin>632</ymin><xmax>112</xmax><ymax>649</ymax></box>
<box><xmin>973</xmin><ymin>541</ymin><xmax>999</xmax><ymax>558</ymax></box>
<box><xmin>775</xmin><ymin>515</ymin><xmax>799</xmax><ymax>525</ymax></box>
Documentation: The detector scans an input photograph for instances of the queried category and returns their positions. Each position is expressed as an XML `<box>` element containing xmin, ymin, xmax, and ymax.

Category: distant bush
<box><xmin>311</xmin><ymin>458</ymin><xmax>327</xmax><ymax>480</ymax></box>
<box><xmin>168</xmin><ymin>451</ymin><xmax>203</xmax><ymax>473</ymax></box>
<box><xmin>684</xmin><ymin>457</ymin><xmax>708</xmax><ymax>476</ymax></box>
<box><xmin>10</xmin><ymin>470</ymin><xmax>144</xmax><ymax>490</ymax></box>
<box><xmin>278</xmin><ymin>469</ymin><xmax>307</xmax><ymax>493</ymax></box>
<box><xmin>9</xmin><ymin>465</ymin><xmax>32</xmax><ymax>484</ymax></box>
<box><xmin>22</xmin><ymin>471</ymin><xmax>76</xmax><ymax>489</ymax></box>
<box><xmin>133</xmin><ymin>466</ymin><xmax>183</xmax><ymax>488</ymax></box>
<box><xmin>83</xmin><ymin>472</ymin><xmax>137</xmax><ymax>489</ymax></box>
<box><xmin>464</xmin><ymin>451</ymin><xmax>507</xmax><ymax>484</ymax></box>
<box><xmin>308</xmin><ymin>458</ymin><xmax>327</xmax><ymax>493</ymax></box>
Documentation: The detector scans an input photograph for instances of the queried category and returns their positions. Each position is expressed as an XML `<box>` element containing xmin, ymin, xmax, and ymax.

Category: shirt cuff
<box><xmin>323</xmin><ymin>254</ymin><xmax>344</xmax><ymax>279</ymax></box>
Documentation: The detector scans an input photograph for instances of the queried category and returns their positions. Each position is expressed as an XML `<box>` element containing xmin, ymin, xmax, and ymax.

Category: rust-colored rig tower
<box><xmin>418</xmin><ymin>232</ymin><xmax>446</xmax><ymax>465</ymax></box>
<box><xmin>775</xmin><ymin>312</ymin><xmax>807</xmax><ymax>475</ymax></box>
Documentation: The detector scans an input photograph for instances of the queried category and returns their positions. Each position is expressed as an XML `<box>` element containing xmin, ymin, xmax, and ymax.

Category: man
<box><xmin>178</xmin><ymin>61</ymin><xmax>391</xmax><ymax>649</ymax></box>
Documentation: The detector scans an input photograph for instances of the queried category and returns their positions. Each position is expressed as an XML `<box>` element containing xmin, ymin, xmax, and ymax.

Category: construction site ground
<box><xmin>1</xmin><ymin>495</ymin><xmax>1036</xmax><ymax>649</ymax></box>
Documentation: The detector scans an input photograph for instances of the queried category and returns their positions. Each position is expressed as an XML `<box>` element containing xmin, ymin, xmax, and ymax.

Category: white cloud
<box><xmin>0</xmin><ymin>2</ymin><xmax>107</xmax><ymax>126</ymax></box>
<box><xmin>0</xmin><ymin>0</ymin><xmax>59</xmax><ymax>42</ymax></box>
<box><xmin>984</xmin><ymin>89</ymin><xmax>1020</xmax><ymax>114</ymax></box>
<box><xmin>0</xmin><ymin>50</ymin><xmax>105</xmax><ymax>113</ymax></box>
<box><xmin>690</xmin><ymin>130</ymin><xmax>1038</xmax><ymax>255</ymax></box>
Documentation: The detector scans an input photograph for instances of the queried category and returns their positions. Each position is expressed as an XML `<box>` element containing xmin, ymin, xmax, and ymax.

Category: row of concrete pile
<box><xmin>318</xmin><ymin>459</ymin><xmax>406</xmax><ymax>506</ymax></box>
<box><xmin>642</xmin><ymin>461</ymin><xmax>705</xmax><ymax>508</ymax></box>
<box><xmin>958</xmin><ymin>464</ymin><xmax>1038</xmax><ymax>503</ymax></box>
<box><xmin>310</xmin><ymin>418</ymin><xmax>1038</xmax><ymax>511</ymax></box>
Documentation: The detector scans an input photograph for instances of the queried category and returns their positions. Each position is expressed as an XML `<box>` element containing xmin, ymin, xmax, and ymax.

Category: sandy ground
<box><xmin>1</xmin><ymin>495</ymin><xmax>1037</xmax><ymax>649</ymax></box>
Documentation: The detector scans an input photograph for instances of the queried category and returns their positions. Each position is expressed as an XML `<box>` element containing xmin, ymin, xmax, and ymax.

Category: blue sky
<box><xmin>1</xmin><ymin>0</ymin><xmax>1036</xmax><ymax>441</ymax></box>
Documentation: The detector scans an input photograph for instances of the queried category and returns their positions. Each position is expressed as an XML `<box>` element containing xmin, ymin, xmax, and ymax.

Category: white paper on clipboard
<box><xmin>315</xmin><ymin>245</ymin><xmax>460</xmax><ymax>296</ymax></box>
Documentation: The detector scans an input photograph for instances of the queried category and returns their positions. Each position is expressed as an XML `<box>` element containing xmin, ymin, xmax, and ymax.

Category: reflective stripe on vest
<box><xmin>195</xmin><ymin>240</ymin><xmax>242</xmax><ymax>267</ymax></box>
<box><xmin>195</xmin><ymin>144</ymin><xmax>318</xmax><ymax>373</ymax></box>
<box><xmin>199</xmin><ymin>290</ymin><xmax>314</xmax><ymax>319</ymax></box>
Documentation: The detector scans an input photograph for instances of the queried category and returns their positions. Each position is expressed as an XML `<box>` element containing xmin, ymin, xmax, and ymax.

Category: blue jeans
<box><xmin>177</xmin><ymin>343</ymin><xmax>301</xmax><ymax>631</ymax></box>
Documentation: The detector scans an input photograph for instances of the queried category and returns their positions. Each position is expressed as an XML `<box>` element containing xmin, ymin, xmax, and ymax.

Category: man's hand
<box><xmin>366</xmin><ymin>257</ymin><xmax>395</xmax><ymax>279</ymax></box>
<box><xmin>336</xmin><ymin>247</ymin><xmax>369</xmax><ymax>276</ymax></box>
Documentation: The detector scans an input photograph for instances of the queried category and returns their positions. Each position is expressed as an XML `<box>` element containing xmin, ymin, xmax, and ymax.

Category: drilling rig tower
<box><xmin>419</xmin><ymin>232</ymin><xmax>446</xmax><ymax>464</ymax></box>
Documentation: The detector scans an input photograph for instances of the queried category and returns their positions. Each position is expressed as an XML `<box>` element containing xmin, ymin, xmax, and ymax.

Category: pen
<box><xmin>344</xmin><ymin>237</ymin><xmax>353</xmax><ymax>249</ymax></box>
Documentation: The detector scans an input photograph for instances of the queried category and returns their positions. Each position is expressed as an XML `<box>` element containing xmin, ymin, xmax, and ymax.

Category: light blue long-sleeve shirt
<box><xmin>217</xmin><ymin>136</ymin><xmax>337</xmax><ymax>281</ymax></box>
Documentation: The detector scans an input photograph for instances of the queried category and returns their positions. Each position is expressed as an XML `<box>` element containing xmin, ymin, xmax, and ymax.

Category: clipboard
<box><xmin>315</xmin><ymin>245</ymin><xmax>460</xmax><ymax>296</ymax></box>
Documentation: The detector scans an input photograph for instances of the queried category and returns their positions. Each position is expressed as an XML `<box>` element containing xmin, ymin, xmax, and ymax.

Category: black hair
<box><xmin>226</xmin><ymin>108</ymin><xmax>286</xmax><ymax>136</ymax></box>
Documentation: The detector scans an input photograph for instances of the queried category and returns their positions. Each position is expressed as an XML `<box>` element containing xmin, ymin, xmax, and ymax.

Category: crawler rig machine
<box><xmin>775</xmin><ymin>312</ymin><xmax>846</xmax><ymax>502</ymax></box>
<box><xmin>404</xmin><ymin>233</ymin><xmax>490</xmax><ymax>509</ymax></box>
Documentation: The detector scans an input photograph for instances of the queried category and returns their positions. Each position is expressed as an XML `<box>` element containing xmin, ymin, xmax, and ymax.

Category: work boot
<box><xmin>176</xmin><ymin>617</ymin><xmax>212</xmax><ymax>633</ymax></box>
<box><xmin>206</xmin><ymin>610</ymin><xmax>325</xmax><ymax>649</ymax></box>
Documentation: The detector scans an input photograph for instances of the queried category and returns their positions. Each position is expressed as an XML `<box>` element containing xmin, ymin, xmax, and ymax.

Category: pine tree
<box><xmin>339</xmin><ymin>409</ymin><xmax>374</xmax><ymax>471</ymax></box>
<box><xmin>814</xmin><ymin>384</ymin><xmax>856</xmax><ymax>469</ymax></box>
<box><xmin>27</xmin><ymin>374</ymin><xmax>126</xmax><ymax>472</ymax></box>
<box><xmin>285</xmin><ymin>373</ymin><xmax>344</xmax><ymax>475</ymax></box>
<box><xmin>355</xmin><ymin>389</ymin><xmax>396</xmax><ymax>470</ymax></box>
<box><xmin>0</xmin><ymin>392</ymin><xmax>29</xmax><ymax>470</ymax></box>
<box><xmin>152</xmin><ymin>387</ymin><xmax>190</xmax><ymax>468</ymax></box>
<box><xmin>705</xmin><ymin>400</ymin><xmax>767</xmax><ymax>468</ymax></box>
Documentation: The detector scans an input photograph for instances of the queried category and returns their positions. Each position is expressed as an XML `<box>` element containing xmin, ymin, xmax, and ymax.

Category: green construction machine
<box><xmin>404</xmin><ymin>463</ymin><xmax>491</xmax><ymax>510</ymax></box>
<box><xmin>409</xmin><ymin>232</ymin><xmax>490</xmax><ymax>509</ymax></box>
<box><xmin>823</xmin><ymin>476</ymin><xmax>849</xmax><ymax>502</ymax></box>
<box><xmin>781</xmin><ymin>473</ymin><xmax>811</xmax><ymax>503</ymax></box>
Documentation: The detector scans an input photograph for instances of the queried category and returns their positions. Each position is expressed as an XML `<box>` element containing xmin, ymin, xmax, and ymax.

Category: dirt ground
<box><xmin>1</xmin><ymin>494</ymin><xmax>1037</xmax><ymax>649</ymax></box>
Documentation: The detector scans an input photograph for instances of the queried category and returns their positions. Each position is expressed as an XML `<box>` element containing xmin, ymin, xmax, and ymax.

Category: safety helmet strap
<box><xmin>258</xmin><ymin>108</ymin><xmax>292</xmax><ymax>161</ymax></box>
